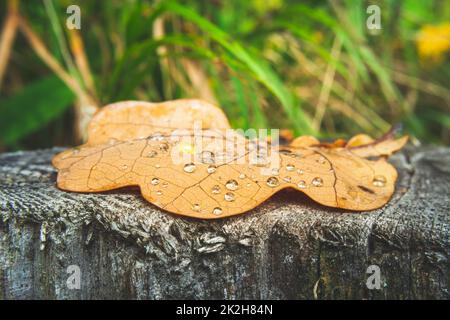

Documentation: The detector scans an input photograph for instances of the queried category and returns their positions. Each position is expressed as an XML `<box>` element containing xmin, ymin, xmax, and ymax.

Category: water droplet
<box><xmin>239</xmin><ymin>173</ymin><xmax>246</xmax><ymax>179</ymax></box>
<box><xmin>207</xmin><ymin>165</ymin><xmax>216</xmax><ymax>174</ymax></box>
<box><xmin>72</xmin><ymin>148</ymin><xmax>80</xmax><ymax>155</ymax></box>
<box><xmin>162</xmin><ymin>182</ymin><xmax>168</xmax><ymax>188</ymax></box>
<box><xmin>200</xmin><ymin>151</ymin><xmax>215</xmax><ymax>164</ymax></box>
<box><xmin>108</xmin><ymin>138</ymin><xmax>118</xmax><ymax>145</ymax></box>
<box><xmin>266</xmin><ymin>177</ymin><xmax>279</xmax><ymax>188</ymax></box>
<box><xmin>312</xmin><ymin>177</ymin><xmax>324</xmax><ymax>187</ymax></box>
<box><xmin>151</xmin><ymin>178</ymin><xmax>159</xmax><ymax>185</ymax></box>
<box><xmin>297</xmin><ymin>180</ymin><xmax>307</xmax><ymax>188</ymax></box>
<box><xmin>317</xmin><ymin>156</ymin><xmax>326</xmax><ymax>164</ymax></box>
<box><xmin>159</xmin><ymin>142</ymin><xmax>169</xmax><ymax>152</ymax></box>
<box><xmin>246</xmin><ymin>183</ymin><xmax>252</xmax><ymax>187</ymax></box>
<box><xmin>147</xmin><ymin>150</ymin><xmax>158</xmax><ymax>158</ymax></box>
<box><xmin>212</xmin><ymin>207</ymin><xmax>223</xmax><ymax>215</ymax></box>
<box><xmin>286</xmin><ymin>164</ymin><xmax>295</xmax><ymax>171</ymax></box>
<box><xmin>224</xmin><ymin>192</ymin><xmax>235</xmax><ymax>202</ymax></box>
<box><xmin>372</xmin><ymin>175</ymin><xmax>386</xmax><ymax>187</ymax></box>
<box><xmin>283</xmin><ymin>176</ymin><xmax>292</xmax><ymax>183</ymax></box>
<box><xmin>297</xmin><ymin>169</ymin><xmax>304</xmax><ymax>175</ymax></box>
<box><xmin>155</xmin><ymin>164</ymin><xmax>161</xmax><ymax>168</ymax></box>
<box><xmin>183</xmin><ymin>163</ymin><xmax>196</xmax><ymax>173</ymax></box>
<box><xmin>192</xmin><ymin>204</ymin><xmax>200</xmax><ymax>212</ymax></box>
<box><xmin>120</xmin><ymin>164</ymin><xmax>128</xmax><ymax>171</ymax></box>
<box><xmin>226</xmin><ymin>180</ymin><xmax>238</xmax><ymax>191</ymax></box>
<box><xmin>156</xmin><ymin>190</ymin><xmax>163</xmax><ymax>195</ymax></box>
<box><xmin>150</xmin><ymin>133</ymin><xmax>165</xmax><ymax>141</ymax></box>
<box><xmin>211</xmin><ymin>185</ymin><xmax>221</xmax><ymax>194</ymax></box>
<box><xmin>271</xmin><ymin>168</ymin><xmax>280</xmax><ymax>176</ymax></box>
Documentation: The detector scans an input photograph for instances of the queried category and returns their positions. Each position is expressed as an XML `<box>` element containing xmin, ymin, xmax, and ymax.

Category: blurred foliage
<box><xmin>0</xmin><ymin>0</ymin><xmax>449</xmax><ymax>151</ymax></box>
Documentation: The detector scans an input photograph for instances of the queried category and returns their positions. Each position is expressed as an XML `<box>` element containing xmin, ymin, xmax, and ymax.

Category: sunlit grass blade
<box><xmin>231</xmin><ymin>75</ymin><xmax>249</xmax><ymax>129</ymax></box>
<box><xmin>162</xmin><ymin>1</ymin><xmax>315</xmax><ymax>135</ymax></box>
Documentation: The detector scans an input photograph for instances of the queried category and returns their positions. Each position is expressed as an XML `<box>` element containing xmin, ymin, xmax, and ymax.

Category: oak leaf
<box><xmin>53</xmin><ymin>99</ymin><xmax>408</xmax><ymax>219</ymax></box>
<box><xmin>86</xmin><ymin>99</ymin><xmax>231</xmax><ymax>144</ymax></box>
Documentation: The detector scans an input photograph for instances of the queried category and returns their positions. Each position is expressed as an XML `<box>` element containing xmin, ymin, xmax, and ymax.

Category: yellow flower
<box><xmin>416</xmin><ymin>23</ymin><xmax>450</xmax><ymax>64</ymax></box>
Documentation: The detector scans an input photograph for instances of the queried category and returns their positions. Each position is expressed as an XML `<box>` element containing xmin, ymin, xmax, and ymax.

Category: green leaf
<box><xmin>424</xmin><ymin>111</ymin><xmax>450</xmax><ymax>129</ymax></box>
<box><xmin>0</xmin><ymin>75</ymin><xmax>75</xmax><ymax>145</ymax></box>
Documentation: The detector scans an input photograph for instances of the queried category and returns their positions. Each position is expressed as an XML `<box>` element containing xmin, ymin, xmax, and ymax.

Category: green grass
<box><xmin>0</xmin><ymin>0</ymin><xmax>449</xmax><ymax>150</ymax></box>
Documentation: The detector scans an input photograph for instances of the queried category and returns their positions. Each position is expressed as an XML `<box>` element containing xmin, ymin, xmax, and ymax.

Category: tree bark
<box><xmin>0</xmin><ymin>147</ymin><xmax>448</xmax><ymax>300</ymax></box>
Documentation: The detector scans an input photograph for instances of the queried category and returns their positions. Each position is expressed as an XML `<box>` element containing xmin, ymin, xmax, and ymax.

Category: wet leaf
<box><xmin>53</xmin><ymin>99</ymin><xmax>408</xmax><ymax>219</ymax></box>
<box><xmin>86</xmin><ymin>99</ymin><xmax>231</xmax><ymax>144</ymax></box>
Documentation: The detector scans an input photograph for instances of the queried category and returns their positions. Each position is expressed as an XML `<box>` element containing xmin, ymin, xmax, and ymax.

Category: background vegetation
<box><xmin>0</xmin><ymin>0</ymin><xmax>449</xmax><ymax>151</ymax></box>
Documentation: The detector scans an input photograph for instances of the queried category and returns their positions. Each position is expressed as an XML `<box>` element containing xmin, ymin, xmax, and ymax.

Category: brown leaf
<box><xmin>53</xmin><ymin>100</ymin><xmax>407</xmax><ymax>219</ymax></box>
<box><xmin>346</xmin><ymin>135</ymin><xmax>408</xmax><ymax>158</ymax></box>
<box><xmin>87</xmin><ymin>99</ymin><xmax>230</xmax><ymax>144</ymax></box>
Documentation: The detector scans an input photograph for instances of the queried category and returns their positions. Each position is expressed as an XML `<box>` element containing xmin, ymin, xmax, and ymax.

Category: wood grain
<box><xmin>0</xmin><ymin>147</ymin><xmax>448</xmax><ymax>299</ymax></box>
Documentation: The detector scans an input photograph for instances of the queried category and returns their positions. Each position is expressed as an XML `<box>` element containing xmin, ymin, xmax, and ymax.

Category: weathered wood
<box><xmin>0</xmin><ymin>147</ymin><xmax>448</xmax><ymax>300</ymax></box>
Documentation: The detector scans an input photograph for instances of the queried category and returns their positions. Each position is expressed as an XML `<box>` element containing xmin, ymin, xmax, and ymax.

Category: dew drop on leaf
<box><xmin>312</xmin><ymin>177</ymin><xmax>324</xmax><ymax>187</ymax></box>
<box><xmin>207</xmin><ymin>165</ymin><xmax>217</xmax><ymax>174</ymax></box>
<box><xmin>212</xmin><ymin>207</ymin><xmax>223</xmax><ymax>215</ymax></box>
<box><xmin>150</xmin><ymin>133</ymin><xmax>165</xmax><ymax>141</ymax></box>
<box><xmin>266</xmin><ymin>177</ymin><xmax>279</xmax><ymax>188</ymax></box>
<box><xmin>297</xmin><ymin>180</ymin><xmax>307</xmax><ymax>188</ymax></box>
<box><xmin>159</xmin><ymin>142</ymin><xmax>169</xmax><ymax>152</ymax></box>
<box><xmin>224</xmin><ymin>192</ymin><xmax>235</xmax><ymax>202</ymax></box>
<box><xmin>286</xmin><ymin>164</ymin><xmax>295</xmax><ymax>171</ymax></box>
<box><xmin>211</xmin><ymin>185</ymin><xmax>221</xmax><ymax>194</ymax></box>
<box><xmin>147</xmin><ymin>151</ymin><xmax>157</xmax><ymax>158</ymax></box>
<box><xmin>192</xmin><ymin>204</ymin><xmax>200</xmax><ymax>211</ymax></box>
<box><xmin>225</xmin><ymin>180</ymin><xmax>238</xmax><ymax>191</ymax></box>
<box><xmin>151</xmin><ymin>178</ymin><xmax>159</xmax><ymax>185</ymax></box>
<box><xmin>317</xmin><ymin>156</ymin><xmax>326</xmax><ymax>164</ymax></box>
<box><xmin>372</xmin><ymin>175</ymin><xmax>387</xmax><ymax>187</ymax></box>
<box><xmin>201</xmin><ymin>151</ymin><xmax>215</xmax><ymax>164</ymax></box>
<box><xmin>183</xmin><ymin>163</ymin><xmax>196</xmax><ymax>173</ymax></box>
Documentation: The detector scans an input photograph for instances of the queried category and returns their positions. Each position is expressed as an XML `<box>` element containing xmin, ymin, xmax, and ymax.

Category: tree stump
<box><xmin>0</xmin><ymin>147</ymin><xmax>448</xmax><ymax>299</ymax></box>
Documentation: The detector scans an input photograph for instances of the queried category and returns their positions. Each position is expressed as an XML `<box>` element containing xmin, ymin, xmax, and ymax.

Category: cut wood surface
<box><xmin>0</xmin><ymin>147</ymin><xmax>448</xmax><ymax>299</ymax></box>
